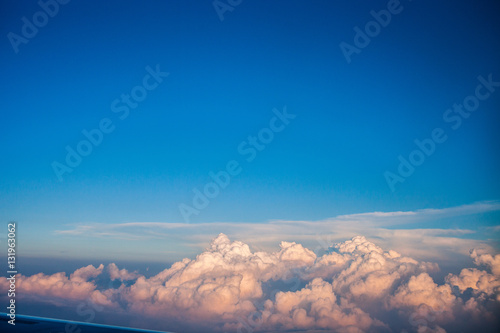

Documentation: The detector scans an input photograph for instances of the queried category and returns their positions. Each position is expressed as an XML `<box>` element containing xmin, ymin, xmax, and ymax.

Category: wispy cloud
<box><xmin>54</xmin><ymin>201</ymin><xmax>500</xmax><ymax>261</ymax></box>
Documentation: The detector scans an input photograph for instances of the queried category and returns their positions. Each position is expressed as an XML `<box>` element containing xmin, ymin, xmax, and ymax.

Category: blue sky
<box><xmin>1</xmin><ymin>0</ymin><xmax>500</xmax><ymax>263</ymax></box>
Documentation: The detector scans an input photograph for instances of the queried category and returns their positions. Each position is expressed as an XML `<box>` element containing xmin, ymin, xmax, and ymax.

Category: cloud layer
<box><xmin>2</xmin><ymin>234</ymin><xmax>499</xmax><ymax>332</ymax></box>
<box><xmin>52</xmin><ymin>201</ymin><xmax>500</xmax><ymax>264</ymax></box>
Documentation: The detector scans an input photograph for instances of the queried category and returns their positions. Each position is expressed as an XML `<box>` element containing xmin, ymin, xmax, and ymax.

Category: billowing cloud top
<box><xmin>1</xmin><ymin>235</ymin><xmax>499</xmax><ymax>332</ymax></box>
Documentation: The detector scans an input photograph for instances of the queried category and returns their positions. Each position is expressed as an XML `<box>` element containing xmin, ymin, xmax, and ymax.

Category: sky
<box><xmin>1</xmin><ymin>0</ymin><xmax>500</xmax><ymax>332</ymax></box>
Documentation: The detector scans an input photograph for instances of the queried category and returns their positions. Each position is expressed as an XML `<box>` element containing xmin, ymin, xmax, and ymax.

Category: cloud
<box><xmin>1</xmin><ymin>235</ymin><xmax>499</xmax><ymax>332</ymax></box>
<box><xmin>470</xmin><ymin>249</ymin><xmax>500</xmax><ymax>275</ymax></box>
<box><xmin>71</xmin><ymin>263</ymin><xmax>104</xmax><ymax>282</ymax></box>
<box><xmin>0</xmin><ymin>264</ymin><xmax>105</xmax><ymax>306</ymax></box>
<box><xmin>52</xmin><ymin>201</ymin><xmax>500</xmax><ymax>263</ymax></box>
<box><xmin>260</xmin><ymin>278</ymin><xmax>380</xmax><ymax>332</ymax></box>
<box><xmin>108</xmin><ymin>263</ymin><xmax>139</xmax><ymax>281</ymax></box>
<box><xmin>390</xmin><ymin>273</ymin><xmax>456</xmax><ymax>313</ymax></box>
<box><xmin>325</xmin><ymin>236</ymin><xmax>438</xmax><ymax>300</ymax></box>
<box><xmin>446</xmin><ymin>268</ymin><xmax>500</xmax><ymax>299</ymax></box>
<box><xmin>445</xmin><ymin>250</ymin><xmax>500</xmax><ymax>302</ymax></box>
<box><xmin>54</xmin><ymin>202</ymin><xmax>500</xmax><ymax>240</ymax></box>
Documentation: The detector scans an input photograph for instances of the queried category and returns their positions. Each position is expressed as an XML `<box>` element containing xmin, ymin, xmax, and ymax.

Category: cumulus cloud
<box><xmin>0</xmin><ymin>264</ymin><xmax>106</xmax><ymax>306</ymax></box>
<box><xmin>71</xmin><ymin>263</ymin><xmax>104</xmax><ymax>282</ymax></box>
<box><xmin>261</xmin><ymin>278</ymin><xmax>380</xmax><ymax>332</ymax></box>
<box><xmin>446</xmin><ymin>268</ymin><xmax>500</xmax><ymax>296</ymax></box>
<box><xmin>390</xmin><ymin>273</ymin><xmax>456</xmax><ymax>316</ymax></box>
<box><xmin>470</xmin><ymin>249</ymin><xmax>500</xmax><ymax>275</ymax></box>
<box><xmin>1</xmin><ymin>235</ymin><xmax>499</xmax><ymax>332</ymax></box>
<box><xmin>108</xmin><ymin>263</ymin><xmax>139</xmax><ymax>281</ymax></box>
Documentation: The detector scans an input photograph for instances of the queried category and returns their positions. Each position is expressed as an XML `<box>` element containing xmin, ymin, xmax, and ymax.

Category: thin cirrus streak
<box><xmin>51</xmin><ymin>201</ymin><xmax>500</xmax><ymax>262</ymax></box>
<box><xmin>54</xmin><ymin>200</ymin><xmax>500</xmax><ymax>237</ymax></box>
<box><xmin>1</xmin><ymin>234</ymin><xmax>499</xmax><ymax>333</ymax></box>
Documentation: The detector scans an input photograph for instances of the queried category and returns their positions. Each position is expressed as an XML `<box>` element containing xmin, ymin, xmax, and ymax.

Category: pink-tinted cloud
<box><xmin>1</xmin><ymin>235</ymin><xmax>499</xmax><ymax>332</ymax></box>
<box><xmin>470</xmin><ymin>249</ymin><xmax>500</xmax><ymax>275</ymax></box>
<box><xmin>0</xmin><ymin>264</ymin><xmax>105</xmax><ymax>306</ymax></box>
<box><xmin>108</xmin><ymin>263</ymin><xmax>139</xmax><ymax>281</ymax></box>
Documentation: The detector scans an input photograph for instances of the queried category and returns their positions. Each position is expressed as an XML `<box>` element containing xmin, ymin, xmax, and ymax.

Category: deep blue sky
<box><xmin>1</xmin><ymin>0</ymin><xmax>499</xmax><ymax>260</ymax></box>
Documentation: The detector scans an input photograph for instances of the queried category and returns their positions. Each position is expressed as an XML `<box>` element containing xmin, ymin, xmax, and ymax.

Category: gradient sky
<box><xmin>1</xmin><ymin>0</ymin><xmax>500</xmax><ymax>263</ymax></box>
